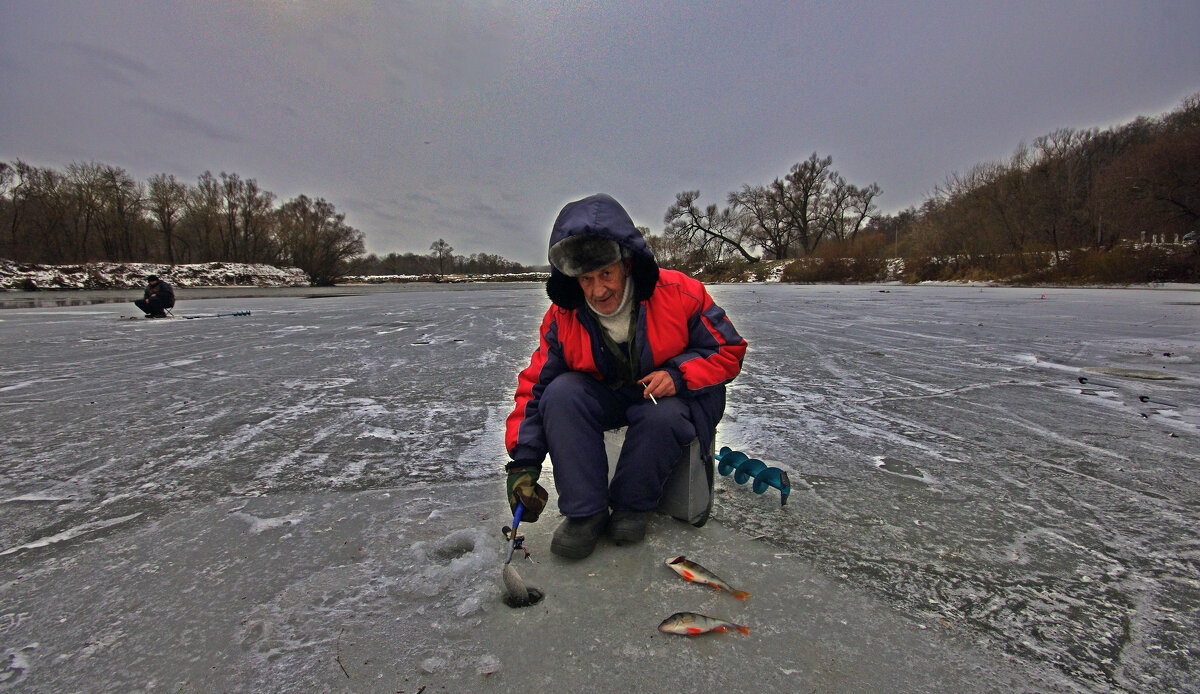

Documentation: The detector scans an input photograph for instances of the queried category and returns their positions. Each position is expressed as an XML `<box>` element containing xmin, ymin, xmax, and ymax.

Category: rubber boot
<box><xmin>608</xmin><ymin>510</ymin><xmax>652</xmax><ymax>545</ymax></box>
<box><xmin>550</xmin><ymin>511</ymin><xmax>609</xmax><ymax>559</ymax></box>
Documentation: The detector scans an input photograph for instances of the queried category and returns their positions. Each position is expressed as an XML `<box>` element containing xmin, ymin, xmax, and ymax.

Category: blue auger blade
<box><xmin>716</xmin><ymin>446</ymin><xmax>791</xmax><ymax>506</ymax></box>
<box><xmin>716</xmin><ymin>446</ymin><xmax>747</xmax><ymax>477</ymax></box>
<box><xmin>753</xmin><ymin>468</ymin><xmax>792</xmax><ymax>505</ymax></box>
<box><xmin>734</xmin><ymin>458</ymin><xmax>767</xmax><ymax>486</ymax></box>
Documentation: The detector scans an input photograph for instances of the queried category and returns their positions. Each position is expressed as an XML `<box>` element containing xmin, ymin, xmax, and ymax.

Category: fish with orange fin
<box><xmin>658</xmin><ymin>612</ymin><xmax>749</xmax><ymax>636</ymax></box>
<box><xmin>666</xmin><ymin>555</ymin><xmax>751</xmax><ymax>600</ymax></box>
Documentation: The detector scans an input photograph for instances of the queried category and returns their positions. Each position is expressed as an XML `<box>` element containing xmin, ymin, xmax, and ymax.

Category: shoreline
<box><xmin>4</xmin><ymin>279</ymin><xmax>1198</xmax><ymax>311</ymax></box>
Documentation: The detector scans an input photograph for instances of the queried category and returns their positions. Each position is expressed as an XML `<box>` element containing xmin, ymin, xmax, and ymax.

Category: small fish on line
<box><xmin>666</xmin><ymin>555</ymin><xmax>751</xmax><ymax>600</ymax></box>
<box><xmin>658</xmin><ymin>612</ymin><xmax>749</xmax><ymax>636</ymax></box>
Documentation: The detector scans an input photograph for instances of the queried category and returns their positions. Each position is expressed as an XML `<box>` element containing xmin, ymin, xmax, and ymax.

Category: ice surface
<box><xmin>0</xmin><ymin>282</ymin><xmax>1197</xmax><ymax>692</ymax></box>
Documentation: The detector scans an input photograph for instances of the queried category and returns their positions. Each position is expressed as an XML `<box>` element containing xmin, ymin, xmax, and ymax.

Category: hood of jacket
<box><xmin>545</xmin><ymin>194</ymin><xmax>660</xmax><ymax>310</ymax></box>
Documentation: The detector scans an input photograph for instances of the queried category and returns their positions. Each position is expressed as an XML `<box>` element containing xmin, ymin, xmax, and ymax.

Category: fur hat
<box><xmin>544</xmin><ymin>193</ymin><xmax>659</xmax><ymax>309</ymax></box>
<box><xmin>548</xmin><ymin>234</ymin><xmax>626</xmax><ymax>277</ymax></box>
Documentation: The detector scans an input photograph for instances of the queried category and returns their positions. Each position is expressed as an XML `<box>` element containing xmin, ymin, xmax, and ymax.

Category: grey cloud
<box><xmin>63</xmin><ymin>41</ymin><xmax>157</xmax><ymax>87</ymax></box>
<box><xmin>130</xmin><ymin>100</ymin><xmax>243</xmax><ymax>144</ymax></box>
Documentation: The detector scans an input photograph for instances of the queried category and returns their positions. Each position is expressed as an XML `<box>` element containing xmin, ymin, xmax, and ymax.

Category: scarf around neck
<box><xmin>586</xmin><ymin>276</ymin><xmax>635</xmax><ymax>343</ymax></box>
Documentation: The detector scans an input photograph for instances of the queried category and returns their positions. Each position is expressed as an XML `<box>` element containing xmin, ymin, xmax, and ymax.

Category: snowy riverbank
<box><xmin>0</xmin><ymin>258</ymin><xmax>553</xmax><ymax>292</ymax></box>
<box><xmin>0</xmin><ymin>259</ymin><xmax>310</xmax><ymax>290</ymax></box>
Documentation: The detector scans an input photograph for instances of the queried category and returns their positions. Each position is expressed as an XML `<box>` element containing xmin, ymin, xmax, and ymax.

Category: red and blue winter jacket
<box><xmin>506</xmin><ymin>267</ymin><xmax>746</xmax><ymax>464</ymax></box>
<box><xmin>507</xmin><ymin>194</ymin><xmax>747</xmax><ymax>465</ymax></box>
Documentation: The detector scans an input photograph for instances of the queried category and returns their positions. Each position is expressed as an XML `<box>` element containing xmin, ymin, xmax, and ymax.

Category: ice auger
<box><xmin>715</xmin><ymin>446</ymin><xmax>791</xmax><ymax>506</ymax></box>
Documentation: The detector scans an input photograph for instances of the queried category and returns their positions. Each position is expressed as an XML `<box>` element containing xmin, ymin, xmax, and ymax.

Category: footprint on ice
<box><xmin>0</xmin><ymin>645</ymin><xmax>36</xmax><ymax>688</ymax></box>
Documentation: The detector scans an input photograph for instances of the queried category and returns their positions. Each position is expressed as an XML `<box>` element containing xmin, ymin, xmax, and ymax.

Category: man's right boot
<box><xmin>550</xmin><ymin>511</ymin><xmax>609</xmax><ymax>559</ymax></box>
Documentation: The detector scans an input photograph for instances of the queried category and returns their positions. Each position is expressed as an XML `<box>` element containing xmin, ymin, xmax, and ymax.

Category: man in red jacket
<box><xmin>505</xmin><ymin>194</ymin><xmax>747</xmax><ymax>559</ymax></box>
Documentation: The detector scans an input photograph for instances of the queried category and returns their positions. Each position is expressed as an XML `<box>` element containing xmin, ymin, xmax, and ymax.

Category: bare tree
<box><xmin>429</xmin><ymin>238</ymin><xmax>454</xmax><ymax>276</ymax></box>
<box><xmin>728</xmin><ymin>184</ymin><xmax>790</xmax><ymax>260</ymax></box>
<box><xmin>183</xmin><ymin>172</ymin><xmax>223</xmax><ymax>261</ymax></box>
<box><xmin>771</xmin><ymin>153</ymin><xmax>835</xmax><ymax>256</ymax></box>
<box><xmin>147</xmin><ymin>173</ymin><xmax>186</xmax><ymax>264</ymax></box>
<box><xmin>96</xmin><ymin>165</ymin><xmax>145</xmax><ymax>260</ymax></box>
<box><xmin>66</xmin><ymin>161</ymin><xmax>106</xmax><ymax>260</ymax></box>
<box><xmin>277</xmin><ymin>195</ymin><xmax>365</xmax><ymax>286</ymax></box>
<box><xmin>843</xmin><ymin>183</ymin><xmax>882</xmax><ymax>242</ymax></box>
<box><xmin>664</xmin><ymin>191</ymin><xmax>757</xmax><ymax>263</ymax></box>
<box><xmin>238</xmin><ymin>178</ymin><xmax>278</xmax><ymax>264</ymax></box>
<box><xmin>219</xmin><ymin>172</ymin><xmax>243</xmax><ymax>259</ymax></box>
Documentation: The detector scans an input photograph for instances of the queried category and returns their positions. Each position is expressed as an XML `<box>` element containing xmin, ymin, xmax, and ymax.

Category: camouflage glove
<box><xmin>506</xmin><ymin>464</ymin><xmax>548</xmax><ymax>522</ymax></box>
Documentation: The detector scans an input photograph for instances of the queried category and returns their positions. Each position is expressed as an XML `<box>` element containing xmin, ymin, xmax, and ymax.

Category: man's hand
<box><xmin>506</xmin><ymin>464</ymin><xmax>548</xmax><ymax>522</ymax></box>
<box><xmin>638</xmin><ymin>370</ymin><xmax>676</xmax><ymax>400</ymax></box>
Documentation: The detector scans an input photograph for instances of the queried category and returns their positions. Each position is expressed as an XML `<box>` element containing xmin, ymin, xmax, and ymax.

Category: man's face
<box><xmin>577</xmin><ymin>260</ymin><xmax>628</xmax><ymax>314</ymax></box>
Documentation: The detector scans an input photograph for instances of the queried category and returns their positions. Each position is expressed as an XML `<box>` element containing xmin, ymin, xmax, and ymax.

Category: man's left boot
<box><xmin>608</xmin><ymin>510</ymin><xmax>652</xmax><ymax>545</ymax></box>
<box><xmin>550</xmin><ymin>511</ymin><xmax>609</xmax><ymax>559</ymax></box>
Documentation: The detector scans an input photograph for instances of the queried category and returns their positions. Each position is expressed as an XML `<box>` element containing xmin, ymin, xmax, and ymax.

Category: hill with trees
<box><xmin>0</xmin><ymin>165</ymin><xmax>366</xmax><ymax>286</ymax></box>
<box><xmin>649</xmin><ymin>94</ymin><xmax>1199</xmax><ymax>284</ymax></box>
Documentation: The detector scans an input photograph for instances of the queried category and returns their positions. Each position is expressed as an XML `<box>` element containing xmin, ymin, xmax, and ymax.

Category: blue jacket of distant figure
<box><xmin>506</xmin><ymin>194</ymin><xmax>747</xmax><ymax>466</ymax></box>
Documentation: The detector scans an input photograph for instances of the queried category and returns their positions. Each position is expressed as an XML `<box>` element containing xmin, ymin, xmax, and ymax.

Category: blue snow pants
<box><xmin>540</xmin><ymin>371</ymin><xmax>697</xmax><ymax>517</ymax></box>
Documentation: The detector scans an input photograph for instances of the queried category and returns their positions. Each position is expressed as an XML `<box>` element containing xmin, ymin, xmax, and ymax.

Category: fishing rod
<box><xmin>500</xmin><ymin>502</ymin><xmax>543</xmax><ymax>608</ymax></box>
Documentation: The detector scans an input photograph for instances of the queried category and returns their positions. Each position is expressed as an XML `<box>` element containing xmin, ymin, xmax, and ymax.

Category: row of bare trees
<box><xmin>348</xmin><ymin>236</ymin><xmax>535</xmax><ymax>277</ymax></box>
<box><xmin>878</xmin><ymin>94</ymin><xmax>1199</xmax><ymax>272</ymax></box>
<box><xmin>0</xmin><ymin>162</ymin><xmax>364</xmax><ymax>285</ymax></box>
<box><xmin>652</xmin><ymin>94</ymin><xmax>1197</xmax><ymax>280</ymax></box>
<box><xmin>346</xmin><ymin>238</ymin><xmax>532</xmax><ymax>277</ymax></box>
<box><xmin>656</xmin><ymin>152</ymin><xmax>881</xmax><ymax>267</ymax></box>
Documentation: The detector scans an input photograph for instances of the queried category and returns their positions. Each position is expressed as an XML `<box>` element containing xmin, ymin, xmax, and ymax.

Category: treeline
<box><xmin>0</xmin><ymin>163</ymin><xmax>364</xmax><ymax>285</ymax></box>
<box><xmin>653</xmin><ymin>94</ymin><xmax>1199</xmax><ymax>284</ymax></box>
<box><xmin>346</xmin><ymin>238</ymin><xmax>533</xmax><ymax>277</ymax></box>
<box><xmin>650</xmin><ymin>151</ymin><xmax>881</xmax><ymax>267</ymax></box>
<box><xmin>888</xmin><ymin>92</ymin><xmax>1200</xmax><ymax>282</ymax></box>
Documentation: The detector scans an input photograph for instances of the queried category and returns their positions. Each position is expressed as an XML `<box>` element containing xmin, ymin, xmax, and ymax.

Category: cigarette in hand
<box><xmin>642</xmin><ymin>382</ymin><xmax>658</xmax><ymax>405</ymax></box>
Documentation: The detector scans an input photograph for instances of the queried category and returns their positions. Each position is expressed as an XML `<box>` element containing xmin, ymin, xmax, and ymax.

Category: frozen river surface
<box><xmin>1</xmin><ymin>282</ymin><xmax>1197</xmax><ymax>693</ymax></box>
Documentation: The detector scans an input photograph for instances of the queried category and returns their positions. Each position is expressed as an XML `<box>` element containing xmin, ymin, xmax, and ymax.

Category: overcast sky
<box><xmin>2</xmin><ymin>1</ymin><xmax>1198</xmax><ymax>266</ymax></box>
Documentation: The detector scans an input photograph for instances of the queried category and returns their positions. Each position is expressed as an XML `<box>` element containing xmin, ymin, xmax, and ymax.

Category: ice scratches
<box><xmin>721</xmin><ymin>489</ymin><xmax>1152</xmax><ymax>692</ymax></box>
<box><xmin>278</xmin><ymin>377</ymin><xmax>357</xmax><ymax>391</ymax></box>
<box><xmin>231</xmin><ymin>510</ymin><xmax>306</xmax><ymax>534</ymax></box>
<box><xmin>856</xmin><ymin>379</ymin><xmax>1025</xmax><ymax>405</ymax></box>
<box><xmin>0</xmin><ymin>644</ymin><xmax>36</xmax><ymax>690</ymax></box>
<box><xmin>980</xmin><ymin>406</ymin><xmax>1130</xmax><ymax>465</ymax></box>
<box><xmin>0</xmin><ymin>512</ymin><xmax>142</xmax><ymax>557</ymax></box>
<box><xmin>358</xmin><ymin>426</ymin><xmax>402</xmax><ymax>442</ymax></box>
<box><xmin>0</xmin><ymin>611</ymin><xmax>30</xmax><ymax>635</ymax></box>
<box><xmin>237</xmin><ymin>525</ymin><xmax>499</xmax><ymax>681</ymax></box>
<box><xmin>0</xmin><ymin>493</ymin><xmax>71</xmax><ymax>505</ymax></box>
<box><xmin>1086</xmin><ymin>367</ymin><xmax>1179</xmax><ymax>381</ymax></box>
<box><xmin>237</xmin><ymin>565</ymin><xmax>361</xmax><ymax>664</ymax></box>
<box><xmin>838</xmin><ymin>550</ymin><xmax>1137</xmax><ymax>689</ymax></box>
<box><xmin>872</xmin><ymin>456</ymin><xmax>930</xmax><ymax>484</ymax></box>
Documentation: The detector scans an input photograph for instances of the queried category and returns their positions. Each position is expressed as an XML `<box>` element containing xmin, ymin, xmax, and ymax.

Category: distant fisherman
<box><xmin>505</xmin><ymin>194</ymin><xmax>747</xmax><ymax>559</ymax></box>
<box><xmin>134</xmin><ymin>274</ymin><xmax>175</xmax><ymax>318</ymax></box>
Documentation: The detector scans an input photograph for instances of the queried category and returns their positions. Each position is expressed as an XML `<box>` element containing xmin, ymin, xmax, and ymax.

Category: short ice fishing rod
<box><xmin>504</xmin><ymin>503</ymin><xmax>527</xmax><ymax>565</ymax></box>
<box><xmin>500</xmin><ymin>502</ymin><xmax>543</xmax><ymax>608</ymax></box>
